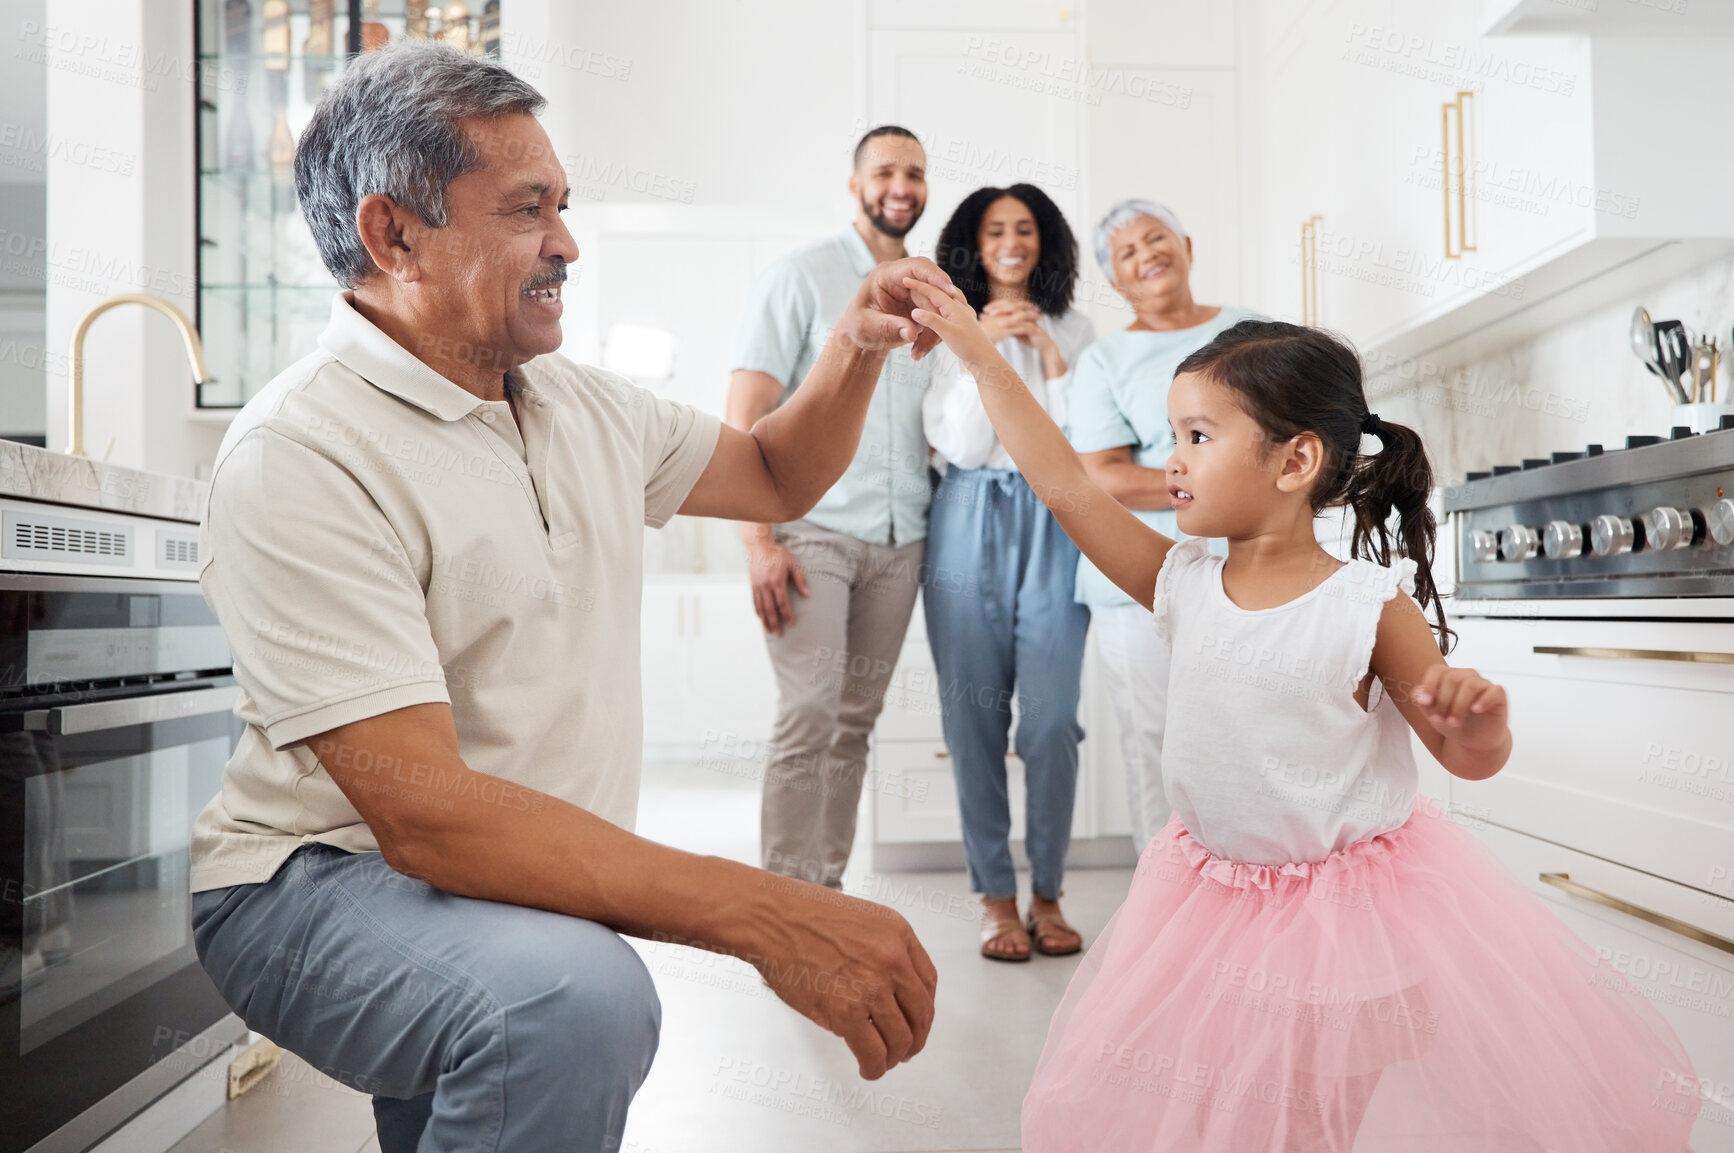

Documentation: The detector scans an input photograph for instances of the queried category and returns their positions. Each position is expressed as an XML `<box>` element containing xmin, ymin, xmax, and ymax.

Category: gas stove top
<box><xmin>1444</xmin><ymin>416</ymin><xmax>1734</xmax><ymax>600</ymax></box>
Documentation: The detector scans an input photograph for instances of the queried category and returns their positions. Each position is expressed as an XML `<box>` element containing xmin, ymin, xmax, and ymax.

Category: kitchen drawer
<box><xmin>1470</xmin><ymin>821</ymin><xmax>1734</xmax><ymax>1149</ymax></box>
<box><xmin>872</xmin><ymin>740</ymin><xmax>1027</xmax><ymax>845</ymax></box>
<box><xmin>1448</xmin><ymin>617</ymin><xmax>1734</xmax><ymax>894</ymax></box>
<box><xmin>875</xmin><ymin>637</ymin><xmax>946</xmax><ymax>742</ymax></box>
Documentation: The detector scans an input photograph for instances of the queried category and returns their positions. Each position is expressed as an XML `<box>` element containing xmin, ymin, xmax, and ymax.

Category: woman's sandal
<box><xmin>1025</xmin><ymin>901</ymin><xmax>1084</xmax><ymax>957</ymax></box>
<box><xmin>980</xmin><ymin>897</ymin><xmax>1032</xmax><ymax>962</ymax></box>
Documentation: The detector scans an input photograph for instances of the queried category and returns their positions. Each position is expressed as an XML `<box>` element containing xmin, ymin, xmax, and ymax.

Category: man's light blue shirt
<box><xmin>1067</xmin><ymin>307</ymin><xmax>1260</xmax><ymax>607</ymax></box>
<box><xmin>733</xmin><ymin>227</ymin><xmax>932</xmax><ymax>545</ymax></box>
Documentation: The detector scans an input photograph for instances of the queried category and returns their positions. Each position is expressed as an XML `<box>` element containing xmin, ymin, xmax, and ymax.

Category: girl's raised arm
<box><xmin>906</xmin><ymin>277</ymin><xmax>1172</xmax><ymax>608</ymax></box>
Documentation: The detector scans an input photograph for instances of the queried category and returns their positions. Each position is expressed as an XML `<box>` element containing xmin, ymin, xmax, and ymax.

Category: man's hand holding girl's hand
<box><xmin>1413</xmin><ymin>664</ymin><xmax>1509</xmax><ymax>750</ymax></box>
<box><xmin>834</xmin><ymin>258</ymin><xmax>966</xmax><ymax>359</ymax></box>
<box><xmin>903</xmin><ymin>277</ymin><xmax>1014</xmax><ymax>382</ymax></box>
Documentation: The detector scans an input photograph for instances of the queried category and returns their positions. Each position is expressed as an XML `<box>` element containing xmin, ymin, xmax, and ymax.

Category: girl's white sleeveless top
<box><xmin>1152</xmin><ymin>538</ymin><xmax>1423</xmax><ymax>866</ymax></box>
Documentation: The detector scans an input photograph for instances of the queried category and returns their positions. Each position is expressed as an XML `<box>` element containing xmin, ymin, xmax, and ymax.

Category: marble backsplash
<box><xmin>1367</xmin><ymin>253</ymin><xmax>1734</xmax><ymax>487</ymax></box>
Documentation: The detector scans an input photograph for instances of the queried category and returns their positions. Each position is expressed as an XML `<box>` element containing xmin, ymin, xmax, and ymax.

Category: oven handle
<box><xmin>24</xmin><ymin>684</ymin><xmax>241</xmax><ymax>735</ymax></box>
<box><xmin>1539</xmin><ymin>873</ymin><xmax>1734</xmax><ymax>957</ymax></box>
<box><xmin>1533</xmin><ymin>645</ymin><xmax>1734</xmax><ymax>666</ymax></box>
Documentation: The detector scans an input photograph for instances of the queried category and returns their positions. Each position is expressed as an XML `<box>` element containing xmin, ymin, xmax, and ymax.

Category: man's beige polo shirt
<box><xmin>189</xmin><ymin>293</ymin><xmax>720</xmax><ymax>892</ymax></box>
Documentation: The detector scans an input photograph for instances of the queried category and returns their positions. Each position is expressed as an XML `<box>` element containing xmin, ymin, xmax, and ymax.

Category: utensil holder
<box><xmin>1669</xmin><ymin>402</ymin><xmax>1734</xmax><ymax>434</ymax></box>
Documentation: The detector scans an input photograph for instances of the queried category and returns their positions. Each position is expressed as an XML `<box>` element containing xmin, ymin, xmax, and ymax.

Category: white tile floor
<box><xmin>164</xmin><ymin>755</ymin><xmax>1136</xmax><ymax>1153</ymax></box>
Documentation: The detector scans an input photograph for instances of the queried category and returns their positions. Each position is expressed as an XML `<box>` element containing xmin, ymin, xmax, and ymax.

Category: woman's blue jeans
<box><xmin>922</xmin><ymin>468</ymin><xmax>1090</xmax><ymax>900</ymax></box>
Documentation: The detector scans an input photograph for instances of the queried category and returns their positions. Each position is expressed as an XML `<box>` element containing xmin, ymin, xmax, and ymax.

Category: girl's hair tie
<box><xmin>1361</xmin><ymin>411</ymin><xmax>1382</xmax><ymax>435</ymax></box>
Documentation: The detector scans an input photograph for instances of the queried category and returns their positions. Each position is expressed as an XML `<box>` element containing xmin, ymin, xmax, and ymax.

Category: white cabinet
<box><xmin>641</xmin><ymin>577</ymin><xmax>777</xmax><ymax>749</ymax></box>
<box><xmin>870</xmin><ymin>596</ymin><xmax>1125</xmax><ymax>861</ymax></box>
<box><xmin>1444</xmin><ymin>616</ymin><xmax>1734</xmax><ymax>893</ymax></box>
<box><xmin>1465</xmin><ymin>821</ymin><xmax>1734</xmax><ymax>1151</ymax></box>
<box><xmin>1254</xmin><ymin>2</ymin><xmax>1734</xmax><ymax>362</ymax></box>
<box><xmin>874</xmin><ymin>740</ymin><xmax>1033</xmax><ymax>845</ymax></box>
<box><xmin>1439</xmin><ymin>611</ymin><xmax>1734</xmax><ymax>1148</ymax></box>
<box><xmin>868</xmin><ymin>0</ymin><xmax>1077</xmax><ymax>32</ymax></box>
<box><xmin>1254</xmin><ymin>0</ymin><xmax>1379</xmax><ymax>333</ymax></box>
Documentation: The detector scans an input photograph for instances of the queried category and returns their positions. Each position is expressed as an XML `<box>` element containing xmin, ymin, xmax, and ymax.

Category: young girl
<box><xmin>903</xmin><ymin>282</ymin><xmax>1700</xmax><ymax>1151</ymax></box>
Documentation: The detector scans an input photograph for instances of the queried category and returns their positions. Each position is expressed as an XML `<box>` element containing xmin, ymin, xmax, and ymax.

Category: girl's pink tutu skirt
<box><xmin>1022</xmin><ymin>807</ymin><xmax>1700</xmax><ymax>1151</ymax></box>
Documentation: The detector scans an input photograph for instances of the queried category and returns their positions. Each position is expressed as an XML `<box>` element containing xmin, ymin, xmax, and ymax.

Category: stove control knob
<box><xmin>1641</xmin><ymin>505</ymin><xmax>1695</xmax><ymax>551</ymax></box>
<box><xmin>1498</xmin><ymin>524</ymin><xmax>1540</xmax><ymax>562</ymax></box>
<box><xmin>1590</xmin><ymin>514</ymin><xmax>1635</xmax><ymax>557</ymax></box>
<box><xmin>1708</xmin><ymin>499</ymin><xmax>1734</xmax><ymax>548</ymax></box>
<box><xmin>1542</xmin><ymin>520</ymin><xmax>1584</xmax><ymax>559</ymax></box>
<box><xmin>1468</xmin><ymin>529</ymin><xmax>1499</xmax><ymax>564</ymax></box>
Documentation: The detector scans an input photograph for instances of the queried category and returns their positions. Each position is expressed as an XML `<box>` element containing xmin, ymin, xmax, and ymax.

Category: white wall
<box><xmin>0</xmin><ymin>0</ymin><xmax>48</xmax><ymax>441</ymax></box>
<box><xmin>504</xmin><ymin>1</ymin><xmax>862</xmax><ymax>574</ymax></box>
<box><xmin>517</xmin><ymin>0</ymin><xmax>1255</xmax><ymax>574</ymax></box>
<box><xmin>42</xmin><ymin>0</ymin><xmax>225</xmax><ymax>475</ymax></box>
<box><xmin>28</xmin><ymin>0</ymin><xmax>1254</xmax><ymax>489</ymax></box>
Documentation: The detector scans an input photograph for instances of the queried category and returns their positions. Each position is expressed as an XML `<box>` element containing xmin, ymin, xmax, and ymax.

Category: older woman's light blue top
<box><xmin>1066</xmin><ymin>307</ymin><xmax>1260</xmax><ymax>607</ymax></box>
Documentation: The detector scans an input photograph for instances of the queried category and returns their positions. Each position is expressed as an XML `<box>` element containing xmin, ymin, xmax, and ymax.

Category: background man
<box><xmin>727</xmin><ymin>126</ymin><xmax>934</xmax><ymax>890</ymax></box>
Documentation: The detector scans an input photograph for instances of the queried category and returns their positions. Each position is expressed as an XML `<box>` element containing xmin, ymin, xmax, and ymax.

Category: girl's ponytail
<box><xmin>1348</xmin><ymin>415</ymin><xmax>1453</xmax><ymax>654</ymax></box>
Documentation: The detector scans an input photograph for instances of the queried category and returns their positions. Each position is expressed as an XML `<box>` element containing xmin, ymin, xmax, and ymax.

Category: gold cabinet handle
<box><xmin>1533</xmin><ymin>645</ymin><xmax>1734</xmax><ymax>665</ymax></box>
<box><xmin>1442</xmin><ymin>91</ymin><xmax>1476</xmax><ymax>259</ymax></box>
<box><xmin>1539</xmin><ymin>873</ymin><xmax>1734</xmax><ymax>956</ymax></box>
<box><xmin>1300</xmin><ymin>214</ymin><xmax>1322</xmax><ymax>326</ymax></box>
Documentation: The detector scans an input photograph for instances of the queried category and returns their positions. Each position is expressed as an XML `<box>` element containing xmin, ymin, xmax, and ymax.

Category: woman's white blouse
<box><xmin>921</xmin><ymin>307</ymin><xmax>1096</xmax><ymax>471</ymax></box>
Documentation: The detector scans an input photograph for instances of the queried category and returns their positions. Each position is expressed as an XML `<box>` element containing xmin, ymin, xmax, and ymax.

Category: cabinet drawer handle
<box><xmin>931</xmin><ymin>751</ymin><xmax>1023</xmax><ymax>764</ymax></box>
<box><xmin>1442</xmin><ymin>90</ymin><xmax>1476</xmax><ymax>259</ymax></box>
<box><xmin>1533</xmin><ymin>645</ymin><xmax>1734</xmax><ymax>665</ymax></box>
<box><xmin>1539</xmin><ymin>873</ymin><xmax>1734</xmax><ymax>957</ymax></box>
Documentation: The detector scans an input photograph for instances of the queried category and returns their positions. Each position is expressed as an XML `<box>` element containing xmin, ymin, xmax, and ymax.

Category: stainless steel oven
<box><xmin>0</xmin><ymin>494</ymin><xmax>246</xmax><ymax>1153</ymax></box>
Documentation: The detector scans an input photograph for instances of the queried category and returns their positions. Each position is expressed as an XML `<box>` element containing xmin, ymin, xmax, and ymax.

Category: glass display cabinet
<box><xmin>194</xmin><ymin>0</ymin><xmax>502</xmax><ymax>407</ymax></box>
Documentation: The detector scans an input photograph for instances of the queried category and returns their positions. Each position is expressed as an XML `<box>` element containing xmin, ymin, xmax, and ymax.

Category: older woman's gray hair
<box><xmin>1093</xmin><ymin>199</ymin><xmax>1188</xmax><ymax>278</ymax></box>
<box><xmin>294</xmin><ymin>41</ymin><xmax>546</xmax><ymax>288</ymax></box>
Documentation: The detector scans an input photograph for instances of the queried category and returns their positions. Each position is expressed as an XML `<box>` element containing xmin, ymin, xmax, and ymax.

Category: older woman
<box><xmin>1068</xmin><ymin>199</ymin><xmax>1259</xmax><ymax>854</ymax></box>
<box><xmin>922</xmin><ymin>184</ymin><xmax>1095</xmax><ymax>962</ymax></box>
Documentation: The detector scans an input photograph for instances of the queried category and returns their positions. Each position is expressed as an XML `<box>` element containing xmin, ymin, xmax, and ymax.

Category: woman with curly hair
<box><xmin>922</xmin><ymin>184</ymin><xmax>1095</xmax><ymax>962</ymax></box>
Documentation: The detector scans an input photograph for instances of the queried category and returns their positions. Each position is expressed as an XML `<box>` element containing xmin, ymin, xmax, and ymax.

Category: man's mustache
<box><xmin>523</xmin><ymin>262</ymin><xmax>568</xmax><ymax>291</ymax></box>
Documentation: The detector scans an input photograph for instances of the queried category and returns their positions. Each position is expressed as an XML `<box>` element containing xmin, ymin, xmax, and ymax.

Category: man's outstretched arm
<box><xmin>677</xmin><ymin>256</ymin><xmax>957</xmax><ymax>524</ymax></box>
<box><xmin>307</xmin><ymin>703</ymin><xmax>938</xmax><ymax>1081</ymax></box>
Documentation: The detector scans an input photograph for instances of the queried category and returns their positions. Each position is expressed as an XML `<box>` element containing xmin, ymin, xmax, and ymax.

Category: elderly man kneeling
<box><xmin>189</xmin><ymin>42</ymin><xmax>942</xmax><ymax>1153</ymax></box>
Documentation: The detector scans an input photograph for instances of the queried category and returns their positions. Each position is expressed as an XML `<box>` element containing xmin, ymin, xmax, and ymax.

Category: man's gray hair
<box><xmin>294</xmin><ymin>41</ymin><xmax>547</xmax><ymax>287</ymax></box>
<box><xmin>1093</xmin><ymin>198</ymin><xmax>1188</xmax><ymax>277</ymax></box>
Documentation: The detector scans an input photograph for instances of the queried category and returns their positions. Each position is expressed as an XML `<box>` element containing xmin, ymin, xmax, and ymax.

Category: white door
<box><xmin>1082</xmin><ymin>67</ymin><xmax>1242</xmax><ymax>332</ymax></box>
<box><xmin>685</xmin><ymin>582</ymin><xmax>777</xmax><ymax>746</ymax></box>
<box><xmin>640</xmin><ymin>582</ymin><xmax>691</xmax><ymax>746</ymax></box>
<box><xmin>867</xmin><ymin>29</ymin><xmax>1085</xmax><ymax>263</ymax></box>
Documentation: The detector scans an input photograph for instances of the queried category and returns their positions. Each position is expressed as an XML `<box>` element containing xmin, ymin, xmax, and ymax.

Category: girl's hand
<box><xmin>1412</xmin><ymin>664</ymin><xmax>1508</xmax><ymax>749</ymax></box>
<box><xmin>904</xmin><ymin>277</ymin><xmax>1002</xmax><ymax>371</ymax></box>
<box><xmin>838</xmin><ymin>258</ymin><xmax>965</xmax><ymax>360</ymax></box>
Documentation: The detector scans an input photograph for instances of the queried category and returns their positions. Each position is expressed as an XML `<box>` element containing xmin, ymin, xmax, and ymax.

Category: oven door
<box><xmin>0</xmin><ymin>583</ymin><xmax>243</xmax><ymax>1151</ymax></box>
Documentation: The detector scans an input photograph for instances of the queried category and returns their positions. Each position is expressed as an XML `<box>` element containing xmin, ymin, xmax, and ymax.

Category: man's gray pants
<box><xmin>760</xmin><ymin>518</ymin><xmax>924</xmax><ymax>888</ymax></box>
<box><xmin>192</xmin><ymin>844</ymin><xmax>660</xmax><ymax>1153</ymax></box>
